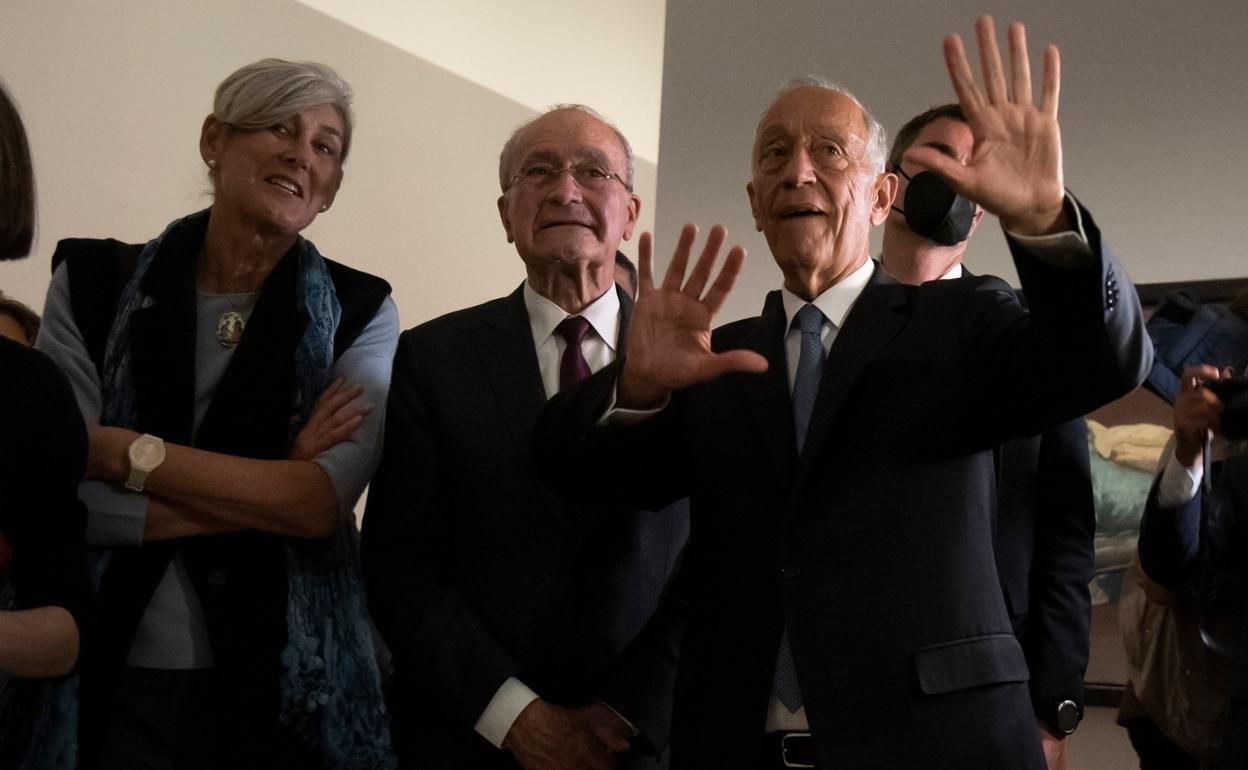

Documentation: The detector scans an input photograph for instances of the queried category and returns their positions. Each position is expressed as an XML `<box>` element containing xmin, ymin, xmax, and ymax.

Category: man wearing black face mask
<box><xmin>881</xmin><ymin>104</ymin><xmax>1097</xmax><ymax>770</ymax></box>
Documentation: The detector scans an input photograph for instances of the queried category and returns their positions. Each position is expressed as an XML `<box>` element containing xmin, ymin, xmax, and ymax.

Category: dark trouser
<box><xmin>89</xmin><ymin>667</ymin><xmax>317</xmax><ymax>770</ymax></box>
<box><xmin>1123</xmin><ymin>714</ymin><xmax>1200</xmax><ymax>770</ymax></box>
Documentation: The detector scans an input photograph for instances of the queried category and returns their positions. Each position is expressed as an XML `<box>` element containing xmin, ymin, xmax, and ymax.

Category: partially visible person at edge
<box><xmin>881</xmin><ymin>103</ymin><xmax>1096</xmax><ymax>770</ymax></box>
<box><xmin>0</xmin><ymin>290</ymin><xmax>41</xmax><ymax>345</ymax></box>
<box><xmin>1127</xmin><ymin>290</ymin><xmax>1248</xmax><ymax>769</ymax></box>
<box><xmin>0</xmin><ymin>77</ymin><xmax>92</xmax><ymax>767</ymax></box>
<box><xmin>35</xmin><ymin>59</ymin><xmax>399</xmax><ymax>769</ymax></box>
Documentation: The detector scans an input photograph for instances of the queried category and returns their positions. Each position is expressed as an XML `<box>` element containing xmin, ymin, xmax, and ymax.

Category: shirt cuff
<box><xmin>1156</xmin><ymin>449</ymin><xmax>1203</xmax><ymax>508</ymax></box>
<box><xmin>1004</xmin><ymin>193</ymin><xmax>1094</xmax><ymax>268</ymax></box>
<box><xmin>474</xmin><ymin>677</ymin><xmax>540</xmax><ymax>749</ymax></box>
<box><xmin>81</xmin><ymin>480</ymin><xmax>148</xmax><ymax>546</ymax></box>
<box><xmin>599</xmin><ymin>384</ymin><xmax>670</xmax><ymax>426</ymax></box>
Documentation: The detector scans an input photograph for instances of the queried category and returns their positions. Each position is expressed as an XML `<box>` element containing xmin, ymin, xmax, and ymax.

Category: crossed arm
<box><xmin>35</xmin><ymin>266</ymin><xmax>397</xmax><ymax>545</ymax></box>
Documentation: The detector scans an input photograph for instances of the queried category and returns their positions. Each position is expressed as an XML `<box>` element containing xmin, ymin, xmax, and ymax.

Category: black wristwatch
<box><xmin>1048</xmin><ymin>699</ymin><xmax>1081</xmax><ymax>736</ymax></box>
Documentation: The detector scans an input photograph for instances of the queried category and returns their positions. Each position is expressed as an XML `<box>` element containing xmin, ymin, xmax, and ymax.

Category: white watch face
<box><xmin>129</xmin><ymin>436</ymin><xmax>165</xmax><ymax>471</ymax></box>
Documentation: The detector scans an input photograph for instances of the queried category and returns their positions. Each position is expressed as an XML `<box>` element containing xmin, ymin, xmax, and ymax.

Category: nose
<box><xmin>782</xmin><ymin>146</ymin><xmax>816</xmax><ymax>188</ymax></box>
<box><xmin>544</xmin><ymin>167</ymin><xmax>584</xmax><ymax>204</ymax></box>
<box><xmin>282</xmin><ymin>143</ymin><xmax>311</xmax><ymax>171</ymax></box>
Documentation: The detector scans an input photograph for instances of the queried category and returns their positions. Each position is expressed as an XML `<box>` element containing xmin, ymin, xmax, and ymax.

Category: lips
<box><xmin>266</xmin><ymin>175</ymin><xmax>304</xmax><ymax>198</ymax></box>
<box><xmin>778</xmin><ymin>204</ymin><xmax>825</xmax><ymax>219</ymax></box>
<box><xmin>537</xmin><ymin>218</ymin><xmax>594</xmax><ymax>230</ymax></box>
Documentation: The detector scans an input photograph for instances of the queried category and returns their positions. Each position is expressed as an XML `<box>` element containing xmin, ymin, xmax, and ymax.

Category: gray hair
<box><xmin>498</xmin><ymin>104</ymin><xmax>634</xmax><ymax>192</ymax></box>
<box><xmin>755</xmin><ymin>75</ymin><xmax>888</xmax><ymax>175</ymax></box>
<box><xmin>213</xmin><ymin>58</ymin><xmax>355</xmax><ymax>161</ymax></box>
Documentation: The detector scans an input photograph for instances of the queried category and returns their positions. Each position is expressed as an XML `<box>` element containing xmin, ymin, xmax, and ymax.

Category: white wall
<box><xmin>294</xmin><ymin>0</ymin><xmax>667</xmax><ymax>161</ymax></box>
<box><xmin>0</xmin><ymin>0</ymin><xmax>662</xmax><ymax>329</ymax></box>
<box><xmin>656</xmin><ymin>0</ymin><xmax>1248</xmax><ymax>323</ymax></box>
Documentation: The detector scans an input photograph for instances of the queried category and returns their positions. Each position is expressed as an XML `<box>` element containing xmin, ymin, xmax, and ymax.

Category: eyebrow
<box><xmin>518</xmin><ymin>147</ymin><xmax>615</xmax><ymax>168</ymax></box>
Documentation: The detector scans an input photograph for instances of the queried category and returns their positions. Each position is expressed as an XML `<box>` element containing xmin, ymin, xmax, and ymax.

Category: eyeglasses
<box><xmin>505</xmin><ymin>163</ymin><xmax>632</xmax><ymax>193</ymax></box>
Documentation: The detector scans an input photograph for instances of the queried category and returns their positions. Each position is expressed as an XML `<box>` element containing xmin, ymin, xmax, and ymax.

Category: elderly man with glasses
<box><xmin>363</xmin><ymin>105</ymin><xmax>689</xmax><ymax>770</ymax></box>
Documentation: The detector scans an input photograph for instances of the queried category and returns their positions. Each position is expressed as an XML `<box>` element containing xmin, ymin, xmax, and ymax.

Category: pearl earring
<box><xmin>206</xmin><ymin>159</ymin><xmax>217</xmax><ymax>169</ymax></box>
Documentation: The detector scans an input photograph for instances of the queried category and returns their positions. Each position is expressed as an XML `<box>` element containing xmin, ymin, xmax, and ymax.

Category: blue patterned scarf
<box><xmin>96</xmin><ymin>213</ymin><xmax>394</xmax><ymax>768</ymax></box>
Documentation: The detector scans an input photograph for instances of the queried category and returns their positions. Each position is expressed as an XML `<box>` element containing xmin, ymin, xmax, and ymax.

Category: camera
<box><xmin>1207</xmin><ymin>376</ymin><xmax>1248</xmax><ymax>439</ymax></box>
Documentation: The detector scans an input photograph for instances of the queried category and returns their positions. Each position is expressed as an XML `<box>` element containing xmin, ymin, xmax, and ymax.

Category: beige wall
<box><xmin>0</xmin><ymin>0</ymin><xmax>660</xmax><ymax>328</ymax></box>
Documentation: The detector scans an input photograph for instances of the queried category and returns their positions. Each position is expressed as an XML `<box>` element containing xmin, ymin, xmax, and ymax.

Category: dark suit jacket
<box><xmin>994</xmin><ymin>419</ymin><xmax>1095</xmax><ymax>733</ymax></box>
<box><xmin>536</xmin><ymin>208</ymin><xmax>1150</xmax><ymax>769</ymax></box>
<box><xmin>362</xmin><ymin>285</ymin><xmax>688</xmax><ymax>768</ymax></box>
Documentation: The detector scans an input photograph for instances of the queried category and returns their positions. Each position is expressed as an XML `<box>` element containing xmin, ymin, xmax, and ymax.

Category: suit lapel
<box><xmin>796</xmin><ymin>264</ymin><xmax>913</xmax><ymax>481</ymax></box>
<box><xmin>474</xmin><ymin>285</ymin><xmax>548</xmax><ymax>449</ymax></box>
<box><xmin>735</xmin><ymin>291</ymin><xmax>798</xmax><ymax>489</ymax></box>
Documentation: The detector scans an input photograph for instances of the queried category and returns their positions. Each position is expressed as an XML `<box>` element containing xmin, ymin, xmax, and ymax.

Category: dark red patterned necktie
<box><xmin>555</xmin><ymin>316</ymin><xmax>592</xmax><ymax>392</ymax></box>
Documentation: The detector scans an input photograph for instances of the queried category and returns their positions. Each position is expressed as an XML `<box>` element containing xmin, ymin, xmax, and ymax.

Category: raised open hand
<box><xmin>906</xmin><ymin>16</ymin><xmax>1067</xmax><ymax>235</ymax></box>
<box><xmin>616</xmin><ymin>224</ymin><xmax>768</xmax><ymax>408</ymax></box>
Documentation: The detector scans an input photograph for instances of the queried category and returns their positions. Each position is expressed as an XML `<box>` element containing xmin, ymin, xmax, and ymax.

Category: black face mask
<box><xmin>890</xmin><ymin>167</ymin><xmax>977</xmax><ymax>246</ymax></box>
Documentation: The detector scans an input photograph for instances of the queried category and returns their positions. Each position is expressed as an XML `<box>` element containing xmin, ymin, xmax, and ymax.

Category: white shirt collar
<box><xmin>523</xmin><ymin>281</ymin><xmax>621</xmax><ymax>351</ymax></box>
<box><xmin>780</xmin><ymin>257</ymin><xmax>875</xmax><ymax>331</ymax></box>
<box><xmin>937</xmin><ymin>263</ymin><xmax>963</xmax><ymax>280</ymax></box>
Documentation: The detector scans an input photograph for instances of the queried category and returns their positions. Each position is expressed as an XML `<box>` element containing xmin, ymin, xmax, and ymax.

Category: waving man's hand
<box><xmin>617</xmin><ymin>224</ymin><xmax>768</xmax><ymax>408</ymax></box>
<box><xmin>907</xmin><ymin>16</ymin><xmax>1067</xmax><ymax>235</ymax></box>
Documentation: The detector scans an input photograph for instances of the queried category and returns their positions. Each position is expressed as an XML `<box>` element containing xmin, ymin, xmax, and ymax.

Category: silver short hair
<box><xmin>755</xmin><ymin>75</ymin><xmax>888</xmax><ymax>176</ymax></box>
<box><xmin>498</xmin><ymin>104</ymin><xmax>634</xmax><ymax>192</ymax></box>
<box><xmin>213</xmin><ymin>59</ymin><xmax>355</xmax><ymax>161</ymax></box>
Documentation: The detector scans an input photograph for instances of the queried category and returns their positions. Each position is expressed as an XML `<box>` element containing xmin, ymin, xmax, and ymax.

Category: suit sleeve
<box><xmin>534</xmin><ymin>359</ymin><xmax>693</xmax><ymax>512</ymax></box>
<box><xmin>361</xmin><ymin>330</ymin><xmax>521</xmax><ymax>731</ymax></box>
<box><xmin>1022</xmin><ymin>418</ymin><xmax>1095</xmax><ymax>729</ymax></box>
<box><xmin>593</xmin><ymin>533</ymin><xmax>690</xmax><ymax>751</ymax></box>
<box><xmin>960</xmin><ymin>200</ymin><xmax>1153</xmax><ymax>447</ymax></box>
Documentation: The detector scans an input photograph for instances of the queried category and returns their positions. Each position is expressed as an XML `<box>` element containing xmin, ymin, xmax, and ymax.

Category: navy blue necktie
<box><xmin>773</xmin><ymin>303</ymin><xmax>825</xmax><ymax>712</ymax></box>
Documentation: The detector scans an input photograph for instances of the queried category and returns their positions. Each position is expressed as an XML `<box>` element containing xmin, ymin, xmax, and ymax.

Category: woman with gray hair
<box><xmin>36</xmin><ymin>59</ymin><xmax>397</xmax><ymax>768</ymax></box>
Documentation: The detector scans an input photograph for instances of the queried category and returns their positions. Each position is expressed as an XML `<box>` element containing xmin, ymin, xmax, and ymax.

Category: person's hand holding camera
<box><xmin>1174</xmin><ymin>365</ymin><xmax>1242</xmax><ymax>468</ymax></box>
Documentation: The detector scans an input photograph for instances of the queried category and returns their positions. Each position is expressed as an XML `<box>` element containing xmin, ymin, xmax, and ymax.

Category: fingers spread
<box><xmin>661</xmin><ymin>224</ymin><xmax>698</xmax><ymax>293</ymax></box>
<box><xmin>1008</xmin><ymin>22</ymin><xmax>1032</xmax><ymax>105</ymax></box>
<box><xmin>903</xmin><ymin>147</ymin><xmax>971</xmax><ymax>198</ymax></box>
<box><xmin>1041</xmin><ymin>43</ymin><xmax>1061</xmax><ymax>116</ymax></box>
<box><xmin>701</xmin><ymin>244</ymin><xmax>747</xmax><ymax>316</ymax></box>
<box><xmin>683</xmin><ymin>224</ymin><xmax>727</xmax><ymax>298</ymax></box>
<box><xmin>975</xmin><ymin>16</ymin><xmax>1007</xmax><ymax>105</ymax></box>
<box><xmin>943</xmin><ymin>35</ymin><xmax>982</xmax><ymax>114</ymax></box>
<box><xmin>638</xmin><ymin>231</ymin><xmax>655</xmax><ymax>294</ymax></box>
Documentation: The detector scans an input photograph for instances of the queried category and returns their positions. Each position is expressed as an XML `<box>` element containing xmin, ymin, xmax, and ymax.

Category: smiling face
<box><xmin>200</xmin><ymin>102</ymin><xmax>344</xmax><ymax>238</ymax></box>
<box><xmin>497</xmin><ymin>108</ymin><xmax>640</xmax><ymax>273</ymax></box>
<box><xmin>746</xmin><ymin>87</ymin><xmax>894</xmax><ymax>296</ymax></box>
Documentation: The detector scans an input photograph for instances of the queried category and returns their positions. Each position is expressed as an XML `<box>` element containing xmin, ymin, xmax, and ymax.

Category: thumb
<box><xmin>904</xmin><ymin>146</ymin><xmax>974</xmax><ymax>199</ymax></box>
<box><xmin>701</xmin><ymin>349</ymin><xmax>769</xmax><ymax>381</ymax></box>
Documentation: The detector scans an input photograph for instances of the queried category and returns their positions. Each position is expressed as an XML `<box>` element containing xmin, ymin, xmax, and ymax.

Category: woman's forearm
<box><xmin>91</xmin><ymin>426</ymin><xmax>341</xmax><ymax>539</ymax></box>
<box><xmin>0</xmin><ymin>606</ymin><xmax>79</xmax><ymax>678</ymax></box>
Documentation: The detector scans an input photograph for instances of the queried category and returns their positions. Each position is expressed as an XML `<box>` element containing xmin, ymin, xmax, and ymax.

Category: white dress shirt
<box><xmin>473</xmin><ymin>281</ymin><xmax>621</xmax><ymax>748</ymax></box>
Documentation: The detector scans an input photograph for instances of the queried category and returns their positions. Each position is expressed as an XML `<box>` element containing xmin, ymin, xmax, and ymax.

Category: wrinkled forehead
<box><xmin>511</xmin><ymin>110</ymin><xmax>628</xmax><ymax>170</ymax></box>
<box><xmin>753</xmin><ymin>87</ymin><xmax>869</xmax><ymax>152</ymax></box>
